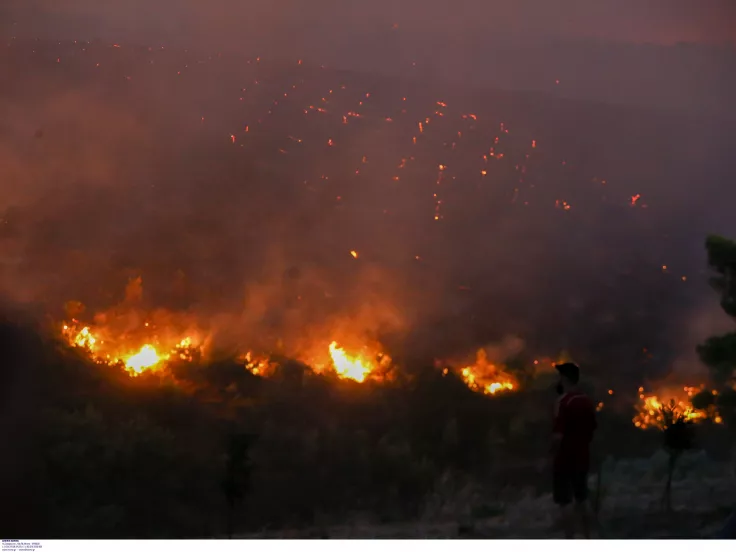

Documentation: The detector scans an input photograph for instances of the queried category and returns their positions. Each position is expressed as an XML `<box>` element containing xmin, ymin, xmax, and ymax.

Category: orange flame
<box><xmin>242</xmin><ymin>351</ymin><xmax>274</xmax><ymax>377</ymax></box>
<box><xmin>632</xmin><ymin>385</ymin><xmax>720</xmax><ymax>429</ymax></box>
<box><xmin>61</xmin><ymin>321</ymin><xmax>197</xmax><ymax>377</ymax></box>
<box><xmin>125</xmin><ymin>345</ymin><xmax>162</xmax><ymax>374</ymax></box>
<box><xmin>328</xmin><ymin>342</ymin><xmax>373</xmax><ymax>382</ymax></box>
<box><xmin>457</xmin><ymin>349</ymin><xmax>516</xmax><ymax>396</ymax></box>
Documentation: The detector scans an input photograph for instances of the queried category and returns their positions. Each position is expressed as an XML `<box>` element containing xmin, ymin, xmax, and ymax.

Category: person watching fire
<box><xmin>552</xmin><ymin>362</ymin><xmax>598</xmax><ymax>538</ymax></box>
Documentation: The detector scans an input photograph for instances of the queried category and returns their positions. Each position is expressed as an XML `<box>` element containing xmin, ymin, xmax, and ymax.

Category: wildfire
<box><xmin>125</xmin><ymin>345</ymin><xmax>162</xmax><ymax>374</ymax></box>
<box><xmin>633</xmin><ymin>385</ymin><xmax>721</xmax><ymax>429</ymax></box>
<box><xmin>327</xmin><ymin>341</ymin><xmax>389</xmax><ymax>382</ymax></box>
<box><xmin>242</xmin><ymin>351</ymin><xmax>274</xmax><ymax>377</ymax></box>
<box><xmin>61</xmin><ymin>321</ymin><xmax>197</xmax><ymax>377</ymax></box>
<box><xmin>243</xmin><ymin>341</ymin><xmax>391</xmax><ymax>383</ymax></box>
<box><xmin>63</xmin><ymin>324</ymin><xmax>97</xmax><ymax>350</ymax></box>
<box><xmin>457</xmin><ymin>349</ymin><xmax>516</xmax><ymax>396</ymax></box>
<box><xmin>329</xmin><ymin>342</ymin><xmax>371</xmax><ymax>382</ymax></box>
<box><xmin>486</xmin><ymin>380</ymin><xmax>515</xmax><ymax>394</ymax></box>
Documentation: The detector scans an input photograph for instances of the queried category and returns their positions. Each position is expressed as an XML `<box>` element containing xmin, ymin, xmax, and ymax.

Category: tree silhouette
<box><xmin>660</xmin><ymin>401</ymin><xmax>693</xmax><ymax>512</ymax></box>
<box><xmin>691</xmin><ymin>389</ymin><xmax>717</xmax><ymax>422</ymax></box>
<box><xmin>696</xmin><ymin>235</ymin><xmax>736</xmax><ymax>471</ymax></box>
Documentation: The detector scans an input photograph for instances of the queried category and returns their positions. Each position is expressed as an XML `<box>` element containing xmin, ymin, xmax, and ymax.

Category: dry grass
<box><xmin>242</xmin><ymin>452</ymin><xmax>736</xmax><ymax>538</ymax></box>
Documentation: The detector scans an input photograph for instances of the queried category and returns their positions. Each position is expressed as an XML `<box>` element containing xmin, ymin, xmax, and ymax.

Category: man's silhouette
<box><xmin>551</xmin><ymin>362</ymin><xmax>597</xmax><ymax>538</ymax></box>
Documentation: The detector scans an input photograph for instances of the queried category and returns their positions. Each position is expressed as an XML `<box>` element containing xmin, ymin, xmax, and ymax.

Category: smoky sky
<box><xmin>4</xmin><ymin>0</ymin><xmax>736</xmax><ymax>118</ymax></box>
<box><xmin>2</xmin><ymin>0</ymin><xmax>735</xmax><ymax>48</ymax></box>
<box><xmin>1</xmin><ymin>3</ymin><xmax>735</xmax><ymax>384</ymax></box>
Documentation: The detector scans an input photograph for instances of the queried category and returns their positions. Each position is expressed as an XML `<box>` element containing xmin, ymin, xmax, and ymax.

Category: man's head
<box><xmin>555</xmin><ymin>362</ymin><xmax>580</xmax><ymax>392</ymax></box>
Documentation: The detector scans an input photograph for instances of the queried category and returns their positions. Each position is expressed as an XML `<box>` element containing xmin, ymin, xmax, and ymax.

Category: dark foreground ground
<box><xmin>243</xmin><ymin>454</ymin><xmax>735</xmax><ymax>538</ymax></box>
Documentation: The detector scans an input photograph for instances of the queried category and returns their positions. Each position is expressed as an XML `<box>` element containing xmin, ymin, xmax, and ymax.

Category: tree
<box><xmin>660</xmin><ymin>401</ymin><xmax>693</xmax><ymax>512</ymax></box>
<box><xmin>697</xmin><ymin>235</ymin><xmax>736</xmax><ymax>469</ymax></box>
<box><xmin>697</xmin><ymin>235</ymin><xmax>736</xmax><ymax>383</ymax></box>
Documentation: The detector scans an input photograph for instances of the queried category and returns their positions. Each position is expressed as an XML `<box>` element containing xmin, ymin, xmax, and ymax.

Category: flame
<box><xmin>61</xmin><ymin>320</ymin><xmax>197</xmax><ymax>377</ymax></box>
<box><xmin>328</xmin><ymin>341</ymin><xmax>376</xmax><ymax>382</ymax></box>
<box><xmin>125</xmin><ymin>345</ymin><xmax>162</xmax><ymax>374</ymax></box>
<box><xmin>242</xmin><ymin>351</ymin><xmax>273</xmax><ymax>377</ymax></box>
<box><xmin>63</xmin><ymin>324</ymin><xmax>97</xmax><ymax>350</ymax></box>
<box><xmin>632</xmin><ymin>385</ymin><xmax>719</xmax><ymax>429</ymax></box>
<box><xmin>457</xmin><ymin>349</ymin><xmax>516</xmax><ymax>396</ymax></box>
<box><xmin>486</xmin><ymin>381</ymin><xmax>515</xmax><ymax>394</ymax></box>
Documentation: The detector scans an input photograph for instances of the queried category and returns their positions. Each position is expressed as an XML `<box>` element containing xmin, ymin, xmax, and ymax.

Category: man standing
<box><xmin>552</xmin><ymin>362</ymin><xmax>597</xmax><ymax>538</ymax></box>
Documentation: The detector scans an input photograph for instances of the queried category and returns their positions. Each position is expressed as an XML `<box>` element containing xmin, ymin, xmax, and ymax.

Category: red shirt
<box><xmin>553</xmin><ymin>390</ymin><xmax>597</xmax><ymax>472</ymax></box>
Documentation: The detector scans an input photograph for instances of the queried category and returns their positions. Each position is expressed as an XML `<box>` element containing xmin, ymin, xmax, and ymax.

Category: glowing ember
<box><xmin>242</xmin><ymin>351</ymin><xmax>273</xmax><ymax>377</ymax></box>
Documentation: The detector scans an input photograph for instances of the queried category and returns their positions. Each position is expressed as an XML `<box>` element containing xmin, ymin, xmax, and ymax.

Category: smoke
<box><xmin>0</xmin><ymin>9</ymin><xmax>735</xmax><ymax>383</ymax></box>
<box><xmin>3</xmin><ymin>1</ymin><xmax>736</xmax><ymax>114</ymax></box>
<box><xmin>4</xmin><ymin>0</ymin><xmax>735</xmax><ymax>46</ymax></box>
<box><xmin>667</xmin><ymin>296</ymin><xmax>734</xmax><ymax>382</ymax></box>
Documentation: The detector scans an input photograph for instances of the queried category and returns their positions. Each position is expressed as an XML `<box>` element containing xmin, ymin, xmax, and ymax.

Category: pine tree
<box><xmin>696</xmin><ymin>235</ymin><xmax>736</xmax><ymax>471</ymax></box>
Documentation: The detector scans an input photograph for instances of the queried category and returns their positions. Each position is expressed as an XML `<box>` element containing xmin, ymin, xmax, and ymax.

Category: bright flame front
<box><xmin>124</xmin><ymin>344</ymin><xmax>163</xmax><ymax>374</ymax></box>
<box><xmin>328</xmin><ymin>341</ymin><xmax>375</xmax><ymax>382</ymax></box>
<box><xmin>61</xmin><ymin>321</ymin><xmax>196</xmax><ymax>377</ymax></box>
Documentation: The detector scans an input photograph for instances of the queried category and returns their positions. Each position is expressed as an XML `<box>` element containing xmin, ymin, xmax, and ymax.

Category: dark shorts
<box><xmin>553</xmin><ymin>468</ymin><xmax>588</xmax><ymax>506</ymax></box>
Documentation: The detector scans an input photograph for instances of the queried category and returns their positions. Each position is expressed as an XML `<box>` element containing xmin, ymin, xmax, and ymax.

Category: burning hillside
<box><xmin>61</xmin><ymin>312</ymin><xmax>396</xmax><ymax>384</ymax></box>
<box><xmin>3</xmin><ymin>40</ymin><xmax>734</xmax><ymax>441</ymax></box>
<box><xmin>55</xmin><ymin>276</ymin><xmax>727</xmax><ymax>435</ymax></box>
<box><xmin>61</xmin><ymin>320</ymin><xmax>199</xmax><ymax>376</ymax></box>
<box><xmin>62</xmin><ymin>302</ymin><xmax>728</xmax><ymax>437</ymax></box>
<box><xmin>57</xmin><ymin>276</ymin><xmax>396</xmax><ymax>384</ymax></box>
<box><xmin>55</xmin><ymin>278</ymin><xmax>517</xmax><ymax>394</ymax></box>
